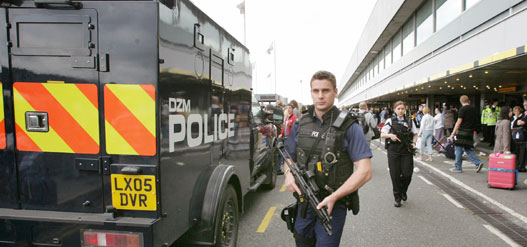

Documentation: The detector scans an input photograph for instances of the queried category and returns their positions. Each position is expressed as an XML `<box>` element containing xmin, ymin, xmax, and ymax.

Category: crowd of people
<box><xmin>265</xmin><ymin>74</ymin><xmax>526</xmax><ymax>246</ymax></box>
<box><xmin>374</xmin><ymin>97</ymin><xmax>527</xmax><ymax>174</ymax></box>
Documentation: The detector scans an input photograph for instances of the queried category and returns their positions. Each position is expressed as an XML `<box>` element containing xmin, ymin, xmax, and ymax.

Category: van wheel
<box><xmin>261</xmin><ymin>150</ymin><xmax>277</xmax><ymax>190</ymax></box>
<box><xmin>215</xmin><ymin>185</ymin><xmax>239</xmax><ymax>247</ymax></box>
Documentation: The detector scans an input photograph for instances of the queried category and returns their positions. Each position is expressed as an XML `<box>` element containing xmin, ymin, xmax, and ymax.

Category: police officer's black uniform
<box><xmin>384</xmin><ymin>115</ymin><xmax>416</xmax><ymax>207</ymax></box>
<box><xmin>284</xmin><ymin>106</ymin><xmax>371</xmax><ymax>246</ymax></box>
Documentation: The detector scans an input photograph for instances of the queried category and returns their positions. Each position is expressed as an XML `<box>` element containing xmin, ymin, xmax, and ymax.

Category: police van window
<box><xmin>17</xmin><ymin>23</ymin><xmax>83</xmax><ymax>49</ymax></box>
<box><xmin>10</xmin><ymin>14</ymin><xmax>93</xmax><ymax>56</ymax></box>
<box><xmin>273</xmin><ymin>106</ymin><xmax>284</xmax><ymax>125</ymax></box>
<box><xmin>251</xmin><ymin>94</ymin><xmax>263</xmax><ymax>124</ymax></box>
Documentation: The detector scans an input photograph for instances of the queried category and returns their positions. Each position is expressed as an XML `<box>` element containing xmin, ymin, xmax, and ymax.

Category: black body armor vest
<box><xmin>296</xmin><ymin>106</ymin><xmax>360</xmax><ymax>214</ymax></box>
<box><xmin>388</xmin><ymin>116</ymin><xmax>413</xmax><ymax>154</ymax></box>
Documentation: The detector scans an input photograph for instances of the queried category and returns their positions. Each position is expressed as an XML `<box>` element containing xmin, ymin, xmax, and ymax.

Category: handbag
<box><xmin>512</xmin><ymin>127</ymin><xmax>526</xmax><ymax>142</ymax></box>
<box><xmin>371</xmin><ymin>126</ymin><xmax>381</xmax><ymax>140</ymax></box>
<box><xmin>455</xmin><ymin>129</ymin><xmax>474</xmax><ymax>148</ymax></box>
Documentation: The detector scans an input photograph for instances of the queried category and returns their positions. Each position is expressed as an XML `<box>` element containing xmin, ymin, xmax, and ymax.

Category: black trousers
<box><xmin>513</xmin><ymin>142</ymin><xmax>527</xmax><ymax>171</ymax></box>
<box><xmin>481</xmin><ymin>124</ymin><xmax>488</xmax><ymax>142</ymax></box>
<box><xmin>387</xmin><ymin>149</ymin><xmax>414</xmax><ymax>200</ymax></box>
<box><xmin>487</xmin><ymin>125</ymin><xmax>495</xmax><ymax>146</ymax></box>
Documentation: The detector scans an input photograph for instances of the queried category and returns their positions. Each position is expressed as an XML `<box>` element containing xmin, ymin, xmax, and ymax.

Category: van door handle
<box><xmin>25</xmin><ymin>111</ymin><xmax>49</xmax><ymax>132</ymax></box>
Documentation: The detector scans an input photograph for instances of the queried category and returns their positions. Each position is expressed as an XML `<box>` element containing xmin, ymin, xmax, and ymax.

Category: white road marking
<box><xmin>418</xmin><ymin>175</ymin><xmax>434</xmax><ymax>185</ymax></box>
<box><xmin>441</xmin><ymin>193</ymin><xmax>464</xmax><ymax>208</ymax></box>
<box><xmin>414</xmin><ymin>159</ymin><xmax>527</xmax><ymax>225</ymax></box>
<box><xmin>443</xmin><ymin>160</ymin><xmax>454</xmax><ymax>164</ymax></box>
<box><xmin>483</xmin><ymin>224</ymin><xmax>521</xmax><ymax>247</ymax></box>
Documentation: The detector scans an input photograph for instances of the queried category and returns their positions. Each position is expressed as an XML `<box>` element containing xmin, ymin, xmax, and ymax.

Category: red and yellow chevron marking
<box><xmin>13</xmin><ymin>82</ymin><xmax>99</xmax><ymax>153</ymax></box>
<box><xmin>104</xmin><ymin>84</ymin><xmax>156</xmax><ymax>156</ymax></box>
<box><xmin>0</xmin><ymin>82</ymin><xmax>5</xmax><ymax>149</ymax></box>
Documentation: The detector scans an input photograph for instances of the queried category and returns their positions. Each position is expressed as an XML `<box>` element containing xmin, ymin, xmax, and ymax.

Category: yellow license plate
<box><xmin>111</xmin><ymin>174</ymin><xmax>157</xmax><ymax>211</ymax></box>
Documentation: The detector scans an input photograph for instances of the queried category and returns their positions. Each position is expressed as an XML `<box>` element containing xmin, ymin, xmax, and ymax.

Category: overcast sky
<box><xmin>190</xmin><ymin>0</ymin><xmax>376</xmax><ymax>105</ymax></box>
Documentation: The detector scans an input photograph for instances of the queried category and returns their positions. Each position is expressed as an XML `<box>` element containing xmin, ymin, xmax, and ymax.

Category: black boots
<box><xmin>394</xmin><ymin>198</ymin><xmax>401</xmax><ymax>207</ymax></box>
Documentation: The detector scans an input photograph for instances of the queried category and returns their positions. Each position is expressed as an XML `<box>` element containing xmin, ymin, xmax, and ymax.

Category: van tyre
<box><xmin>261</xmin><ymin>149</ymin><xmax>277</xmax><ymax>190</ymax></box>
<box><xmin>215</xmin><ymin>185</ymin><xmax>239</xmax><ymax>247</ymax></box>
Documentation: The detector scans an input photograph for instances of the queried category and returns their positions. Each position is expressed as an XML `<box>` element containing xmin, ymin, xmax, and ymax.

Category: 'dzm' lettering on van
<box><xmin>168</xmin><ymin>98</ymin><xmax>234</xmax><ymax>151</ymax></box>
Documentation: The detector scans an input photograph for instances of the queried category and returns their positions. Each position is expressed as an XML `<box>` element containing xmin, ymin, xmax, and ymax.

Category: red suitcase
<box><xmin>488</xmin><ymin>153</ymin><xmax>518</xmax><ymax>190</ymax></box>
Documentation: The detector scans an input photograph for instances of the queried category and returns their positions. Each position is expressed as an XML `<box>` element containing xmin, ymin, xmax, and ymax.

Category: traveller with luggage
<box><xmin>448</xmin><ymin>95</ymin><xmax>484</xmax><ymax>173</ymax></box>
<box><xmin>493</xmin><ymin>106</ymin><xmax>511</xmax><ymax>154</ymax></box>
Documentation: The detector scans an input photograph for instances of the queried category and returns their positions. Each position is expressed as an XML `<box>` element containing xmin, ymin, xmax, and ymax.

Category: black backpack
<box><xmin>350</xmin><ymin>112</ymin><xmax>369</xmax><ymax>134</ymax></box>
<box><xmin>349</xmin><ymin>111</ymin><xmax>380</xmax><ymax>139</ymax></box>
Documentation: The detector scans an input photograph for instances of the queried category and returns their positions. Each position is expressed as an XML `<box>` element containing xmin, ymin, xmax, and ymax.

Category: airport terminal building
<box><xmin>339</xmin><ymin>0</ymin><xmax>527</xmax><ymax>110</ymax></box>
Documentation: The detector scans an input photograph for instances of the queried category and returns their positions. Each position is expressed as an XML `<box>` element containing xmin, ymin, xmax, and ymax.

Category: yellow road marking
<box><xmin>280</xmin><ymin>184</ymin><xmax>286</xmax><ymax>192</ymax></box>
<box><xmin>257</xmin><ymin>207</ymin><xmax>277</xmax><ymax>233</ymax></box>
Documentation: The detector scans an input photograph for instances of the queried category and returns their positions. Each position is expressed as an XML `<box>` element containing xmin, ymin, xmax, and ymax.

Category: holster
<box><xmin>342</xmin><ymin>191</ymin><xmax>360</xmax><ymax>215</ymax></box>
<box><xmin>281</xmin><ymin>202</ymin><xmax>298</xmax><ymax>233</ymax></box>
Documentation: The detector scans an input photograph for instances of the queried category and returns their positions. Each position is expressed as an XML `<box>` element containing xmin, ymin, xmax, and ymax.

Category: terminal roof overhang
<box><xmin>339</xmin><ymin>0</ymin><xmax>427</xmax><ymax>97</ymax></box>
<box><xmin>364</xmin><ymin>51</ymin><xmax>527</xmax><ymax>103</ymax></box>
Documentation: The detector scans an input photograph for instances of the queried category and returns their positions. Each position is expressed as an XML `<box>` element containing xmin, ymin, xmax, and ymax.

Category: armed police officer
<box><xmin>283</xmin><ymin>70</ymin><xmax>372</xmax><ymax>246</ymax></box>
<box><xmin>381</xmin><ymin>101</ymin><xmax>418</xmax><ymax>207</ymax></box>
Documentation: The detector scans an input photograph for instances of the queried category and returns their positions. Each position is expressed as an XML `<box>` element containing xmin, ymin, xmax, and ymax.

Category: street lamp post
<box><xmin>236</xmin><ymin>1</ymin><xmax>246</xmax><ymax>45</ymax></box>
<box><xmin>273</xmin><ymin>43</ymin><xmax>277</xmax><ymax>94</ymax></box>
<box><xmin>267</xmin><ymin>41</ymin><xmax>277</xmax><ymax>94</ymax></box>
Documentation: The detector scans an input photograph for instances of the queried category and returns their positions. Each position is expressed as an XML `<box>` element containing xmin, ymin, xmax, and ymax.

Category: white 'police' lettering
<box><xmin>167</xmin><ymin>98</ymin><xmax>235</xmax><ymax>152</ymax></box>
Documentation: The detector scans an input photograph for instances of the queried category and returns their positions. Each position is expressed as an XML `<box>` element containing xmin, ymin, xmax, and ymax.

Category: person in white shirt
<box><xmin>381</xmin><ymin>101</ymin><xmax>418</xmax><ymax>207</ymax></box>
<box><xmin>418</xmin><ymin>107</ymin><xmax>434</xmax><ymax>161</ymax></box>
<box><xmin>433</xmin><ymin>108</ymin><xmax>444</xmax><ymax>143</ymax></box>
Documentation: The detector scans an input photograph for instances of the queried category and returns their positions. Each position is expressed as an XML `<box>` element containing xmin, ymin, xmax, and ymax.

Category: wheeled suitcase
<box><xmin>488</xmin><ymin>153</ymin><xmax>518</xmax><ymax>190</ymax></box>
<box><xmin>440</xmin><ymin>140</ymin><xmax>455</xmax><ymax>160</ymax></box>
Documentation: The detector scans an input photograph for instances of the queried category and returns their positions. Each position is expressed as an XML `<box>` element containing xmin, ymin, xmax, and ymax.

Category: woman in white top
<box><xmin>433</xmin><ymin>108</ymin><xmax>444</xmax><ymax>142</ymax></box>
<box><xmin>418</xmin><ymin>107</ymin><xmax>434</xmax><ymax>161</ymax></box>
<box><xmin>381</xmin><ymin>101</ymin><xmax>418</xmax><ymax>207</ymax></box>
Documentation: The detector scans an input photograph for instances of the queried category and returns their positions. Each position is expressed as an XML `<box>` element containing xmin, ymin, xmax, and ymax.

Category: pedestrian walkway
<box><xmin>411</xmin><ymin>143</ymin><xmax>527</xmax><ymax>231</ymax></box>
<box><xmin>377</xmin><ymin>138</ymin><xmax>527</xmax><ymax>229</ymax></box>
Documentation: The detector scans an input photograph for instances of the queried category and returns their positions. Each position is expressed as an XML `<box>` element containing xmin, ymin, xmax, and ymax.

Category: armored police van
<box><xmin>0</xmin><ymin>0</ymin><xmax>279</xmax><ymax>246</ymax></box>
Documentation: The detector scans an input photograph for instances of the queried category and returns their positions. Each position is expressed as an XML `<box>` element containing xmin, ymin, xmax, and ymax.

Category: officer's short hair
<box><xmin>311</xmin><ymin>70</ymin><xmax>336</xmax><ymax>89</ymax></box>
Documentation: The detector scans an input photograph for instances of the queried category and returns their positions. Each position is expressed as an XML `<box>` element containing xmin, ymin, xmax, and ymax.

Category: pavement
<box><xmin>238</xmin><ymin>144</ymin><xmax>524</xmax><ymax>246</ymax></box>
<box><xmin>412</xmin><ymin>138</ymin><xmax>527</xmax><ymax>230</ymax></box>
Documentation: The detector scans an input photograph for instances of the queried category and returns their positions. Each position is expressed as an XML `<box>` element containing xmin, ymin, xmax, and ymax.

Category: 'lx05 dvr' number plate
<box><xmin>111</xmin><ymin>174</ymin><xmax>157</xmax><ymax>211</ymax></box>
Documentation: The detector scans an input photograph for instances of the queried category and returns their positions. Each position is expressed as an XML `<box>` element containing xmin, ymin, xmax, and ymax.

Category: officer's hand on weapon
<box><xmin>284</xmin><ymin>159</ymin><xmax>302</xmax><ymax>195</ymax></box>
<box><xmin>389</xmin><ymin>133</ymin><xmax>401</xmax><ymax>142</ymax></box>
<box><xmin>317</xmin><ymin>194</ymin><xmax>337</xmax><ymax>215</ymax></box>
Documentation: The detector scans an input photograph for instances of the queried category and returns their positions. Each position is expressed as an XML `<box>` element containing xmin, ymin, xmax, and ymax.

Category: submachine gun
<box><xmin>385</xmin><ymin>120</ymin><xmax>416</xmax><ymax>155</ymax></box>
<box><xmin>277</xmin><ymin>142</ymin><xmax>333</xmax><ymax>236</ymax></box>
